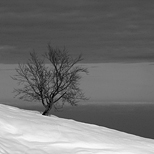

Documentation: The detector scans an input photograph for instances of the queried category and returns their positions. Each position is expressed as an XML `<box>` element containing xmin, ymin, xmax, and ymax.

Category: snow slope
<box><xmin>0</xmin><ymin>104</ymin><xmax>154</xmax><ymax>154</ymax></box>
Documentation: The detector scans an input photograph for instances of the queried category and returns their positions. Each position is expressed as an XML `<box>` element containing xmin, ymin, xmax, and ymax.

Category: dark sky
<box><xmin>1</xmin><ymin>0</ymin><xmax>154</xmax><ymax>63</ymax></box>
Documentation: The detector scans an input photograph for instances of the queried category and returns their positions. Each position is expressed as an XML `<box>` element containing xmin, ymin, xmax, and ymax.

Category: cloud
<box><xmin>0</xmin><ymin>45</ymin><xmax>15</xmax><ymax>51</ymax></box>
<box><xmin>0</xmin><ymin>45</ymin><xmax>31</xmax><ymax>64</ymax></box>
<box><xmin>0</xmin><ymin>0</ymin><xmax>154</xmax><ymax>63</ymax></box>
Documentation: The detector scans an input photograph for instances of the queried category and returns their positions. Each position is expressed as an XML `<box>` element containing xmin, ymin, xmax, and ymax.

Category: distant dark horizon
<box><xmin>0</xmin><ymin>0</ymin><xmax>154</xmax><ymax>64</ymax></box>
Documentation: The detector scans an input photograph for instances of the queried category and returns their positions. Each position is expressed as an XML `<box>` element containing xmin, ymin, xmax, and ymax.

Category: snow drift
<box><xmin>0</xmin><ymin>104</ymin><xmax>154</xmax><ymax>154</ymax></box>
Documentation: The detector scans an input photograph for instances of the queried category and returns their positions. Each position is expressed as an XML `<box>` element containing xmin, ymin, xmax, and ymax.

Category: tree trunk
<box><xmin>42</xmin><ymin>103</ymin><xmax>52</xmax><ymax>116</ymax></box>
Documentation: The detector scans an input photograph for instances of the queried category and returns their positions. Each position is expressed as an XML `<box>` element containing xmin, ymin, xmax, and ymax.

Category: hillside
<box><xmin>0</xmin><ymin>104</ymin><xmax>154</xmax><ymax>154</ymax></box>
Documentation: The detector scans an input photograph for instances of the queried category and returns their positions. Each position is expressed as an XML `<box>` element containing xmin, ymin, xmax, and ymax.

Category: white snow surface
<box><xmin>0</xmin><ymin>104</ymin><xmax>154</xmax><ymax>154</ymax></box>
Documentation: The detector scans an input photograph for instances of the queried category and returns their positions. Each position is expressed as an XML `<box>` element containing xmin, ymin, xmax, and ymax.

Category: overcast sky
<box><xmin>1</xmin><ymin>0</ymin><xmax>154</xmax><ymax>63</ymax></box>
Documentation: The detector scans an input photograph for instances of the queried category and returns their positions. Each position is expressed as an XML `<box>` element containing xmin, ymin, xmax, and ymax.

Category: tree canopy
<box><xmin>12</xmin><ymin>45</ymin><xmax>88</xmax><ymax>115</ymax></box>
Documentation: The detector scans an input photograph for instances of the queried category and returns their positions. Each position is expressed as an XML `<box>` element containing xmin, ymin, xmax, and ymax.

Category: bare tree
<box><xmin>12</xmin><ymin>45</ymin><xmax>88</xmax><ymax>115</ymax></box>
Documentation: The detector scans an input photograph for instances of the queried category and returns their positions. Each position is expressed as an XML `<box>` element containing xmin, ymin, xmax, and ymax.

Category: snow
<box><xmin>0</xmin><ymin>104</ymin><xmax>154</xmax><ymax>154</ymax></box>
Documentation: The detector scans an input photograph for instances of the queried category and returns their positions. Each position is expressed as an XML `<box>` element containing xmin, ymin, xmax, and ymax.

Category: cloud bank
<box><xmin>0</xmin><ymin>0</ymin><xmax>154</xmax><ymax>63</ymax></box>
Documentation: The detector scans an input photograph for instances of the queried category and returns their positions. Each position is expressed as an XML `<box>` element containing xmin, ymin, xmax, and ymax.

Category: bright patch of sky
<box><xmin>1</xmin><ymin>63</ymin><xmax>154</xmax><ymax>105</ymax></box>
